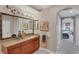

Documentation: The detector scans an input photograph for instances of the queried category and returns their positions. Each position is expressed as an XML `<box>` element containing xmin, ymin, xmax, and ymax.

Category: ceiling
<box><xmin>59</xmin><ymin>8</ymin><xmax>79</xmax><ymax>17</ymax></box>
<box><xmin>28</xmin><ymin>5</ymin><xmax>52</xmax><ymax>11</ymax></box>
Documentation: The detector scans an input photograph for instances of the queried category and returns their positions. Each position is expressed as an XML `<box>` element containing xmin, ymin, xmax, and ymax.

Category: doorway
<box><xmin>61</xmin><ymin>17</ymin><xmax>75</xmax><ymax>42</ymax></box>
<box><xmin>57</xmin><ymin>8</ymin><xmax>79</xmax><ymax>54</ymax></box>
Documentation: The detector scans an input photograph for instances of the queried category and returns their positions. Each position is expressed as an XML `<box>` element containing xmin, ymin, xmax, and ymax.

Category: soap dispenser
<box><xmin>18</xmin><ymin>31</ymin><xmax>22</xmax><ymax>38</ymax></box>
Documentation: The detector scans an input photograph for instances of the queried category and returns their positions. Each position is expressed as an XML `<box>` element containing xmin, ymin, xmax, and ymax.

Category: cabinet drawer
<box><xmin>33</xmin><ymin>36</ymin><xmax>40</xmax><ymax>41</ymax></box>
<box><xmin>7</xmin><ymin>43</ymin><xmax>21</xmax><ymax>49</ymax></box>
<box><xmin>21</xmin><ymin>39</ymin><xmax>34</xmax><ymax>45</ymax></box>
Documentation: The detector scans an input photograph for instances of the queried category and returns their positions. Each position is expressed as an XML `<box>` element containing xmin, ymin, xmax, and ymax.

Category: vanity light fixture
<box><xmin>6</xmin><ymin>5</ymin><xmax>18</xmax><ymax>15</ymax></box>
<box><xmin>6</xmin><ymin>5</ymin><xmax>11</xmax><ymax>12</ymax></box>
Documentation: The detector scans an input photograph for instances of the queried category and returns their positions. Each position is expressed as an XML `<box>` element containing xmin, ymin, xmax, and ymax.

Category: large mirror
<box><xmin>2</xmin><ymin>14</ymin><xmax>34</xmax><ymax>38</ymax></box>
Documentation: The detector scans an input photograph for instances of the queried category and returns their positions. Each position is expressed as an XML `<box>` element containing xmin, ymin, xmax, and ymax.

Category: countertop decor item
<box><xmin>11</xmin><ymin>34</ymin><xmax>16</xmax><ymax>38</ymax></box>
<box><xmin>18</xmin><ymin>31</ymin><xmax>22</xmax><ymax>38</ymax></box>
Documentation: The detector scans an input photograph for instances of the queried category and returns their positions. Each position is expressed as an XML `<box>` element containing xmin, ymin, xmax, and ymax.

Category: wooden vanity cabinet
<box><xmin>2</xmin><ymin>36</ymin><xmax>40</xmax><ymax>54</ymax></box>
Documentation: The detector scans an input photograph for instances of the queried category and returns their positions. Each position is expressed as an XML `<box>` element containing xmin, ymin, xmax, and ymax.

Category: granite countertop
<box><xmin>1</xmin><ymin>34</ymin><xmax>39</xmax><ymax>47</ymax></box>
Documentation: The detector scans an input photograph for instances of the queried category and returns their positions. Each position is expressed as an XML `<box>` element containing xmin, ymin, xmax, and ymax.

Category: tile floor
<box><xmin>34</xmin><ymin>48</ymin><xmax>54</xmax><ymax>54</ymax></box>
<box><xmin>58</xmin><ymin>39</ymin><xmax>79</xmax><ymax>54</ymax></box>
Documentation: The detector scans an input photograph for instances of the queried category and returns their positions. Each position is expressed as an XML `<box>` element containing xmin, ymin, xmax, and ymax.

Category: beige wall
<box><xmin>40</xmin><ymin>5</ymin><xmax>79</xmax><ymax>52</ymax></box>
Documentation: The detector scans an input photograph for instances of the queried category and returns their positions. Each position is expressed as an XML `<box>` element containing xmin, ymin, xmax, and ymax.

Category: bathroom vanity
<box><xmin>0</xmin><ymin>6</ymin><xmax>40</xmax><ymax>54</ymax></box>
<box><xmin>1</xmin><ymin>34</ymin><xmax>40</xmax><ymax>54</ymax></box>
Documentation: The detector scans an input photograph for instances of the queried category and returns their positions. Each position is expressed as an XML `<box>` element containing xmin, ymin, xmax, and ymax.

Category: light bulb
<box><xmin>69</xmin><ymin>10</ymin><xmax>73</xmax><ymax>13</ymax></box>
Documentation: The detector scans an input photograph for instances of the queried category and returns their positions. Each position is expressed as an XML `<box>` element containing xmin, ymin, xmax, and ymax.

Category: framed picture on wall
<box><xmin>40</xmin><ymin>21</ymin><xmax>49</xmax><ymax>31</ymax></box>
<box><xmin>65</xmin><ymin>23</ymin><xmax>70</xmax><ymax>26</ymax></box>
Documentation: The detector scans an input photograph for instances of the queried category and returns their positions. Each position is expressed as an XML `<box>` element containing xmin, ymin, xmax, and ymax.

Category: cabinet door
<box><xmin>22</xmin><ymin>40</ymin><xmax>34</xmax><ymax>54</ymax></box>
<box><xmin>8</xmin><ymin>46</ymin><xmax>21</xmax><ymax>54</ymax></box>
<box><xmin>7</xmin><ymin>44</ymin><xmax>21</xmax><ymax>54</ymax></box>
<box><xmin>34</xmin><ymin>39</ymin><xmax>39</xmax><ymax>50</ymax></box>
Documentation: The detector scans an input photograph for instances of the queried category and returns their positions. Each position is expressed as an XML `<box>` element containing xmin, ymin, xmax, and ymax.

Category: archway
<box><xmin>57</xmin><ymin>7</ymin><xmax>79</xmax><ymax>54</ymax></box>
